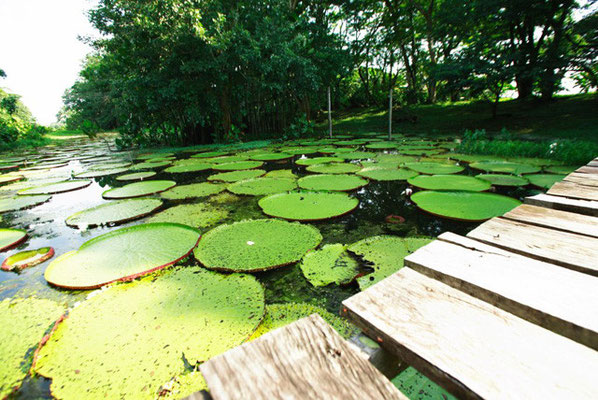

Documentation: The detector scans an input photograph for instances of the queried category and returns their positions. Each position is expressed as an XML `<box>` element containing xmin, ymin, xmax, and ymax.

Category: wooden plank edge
<box><xmin>524</xmin><ymin>194</ymin><xmax>598</xmax><ymax>217</ymax></box>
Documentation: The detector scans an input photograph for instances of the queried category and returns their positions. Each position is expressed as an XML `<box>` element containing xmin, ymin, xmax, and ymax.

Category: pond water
<box><xmin>0</xmin><ymin>135</ymin><xmax>550</xmax><ymax>398</ymax></box>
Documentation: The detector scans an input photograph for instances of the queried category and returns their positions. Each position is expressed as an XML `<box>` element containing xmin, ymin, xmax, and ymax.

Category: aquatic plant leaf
<box><xmin>228</xmin><ymin>177</ymin><xmax>296</xmax><ymax>196</ymax></box>
<box><xmin>0</xmin><ymin>297</ymin><xmax>65</xmax><ymax>399</ymax></box>
<box><xmin>298</xmin><ymin>174</ymin><xmax>368</xmax><ymax>192</ymax></box>
<box><xmin>305</xmin><ymin>163</ymin><xmax>361</xmax><ymax>174</ymax></box>
<box><xmin>204</xmin><ymin>155</ymin><xmax>249</xmax><ymax>164</ymax></box>
<box><xmin>102</xmin><ymin>180</ymin><xmax>176</xmax><ymax>199</ymax></box>
<box><xmin>407</xmin><ymin>175</ymin><xmax>491</xmax><ymax>192</ymax></box>
<box><xmin>264</xmin><ymin>169</ymin><xmax>297</xmax><ymax>179</ymax></box>
<box><xmin>391</xmin><ymin>367</ymin><xmax>457</xmax><ymax>400</ymax></box>
<box><xmin>0</xmin><ymin>174</ymin><xmax>23</xmax><ymax>185</ymax></box>
<box><xmin>66</xmin><ymin>199</ymin><xmax>163</xmax><ymax>228</ymax></box>
<box><xmin>148</xmin><ymin>203</ymin><xmax>228</xmax><ymax>228</ymax></box>
<box><xmin>164</xmin><ymin>162</ymin><xmax>212</xmax><ymax>173</ymax></box>
<box><xmin>404</xmin><ymin>162</ymin><xmax>463</xmax><ymax>175</ymax></box>
<box><xmin>299</xmin><ymin>244</ymin><xmax>360</xmax><ymax>287</ymax></box>
<box><xmin>1</xmin><ymin>247</ymin><xmax>54</xmax><ymax>271</ymax></box>
<box><xmin>249</xmin><ymin>152</ymin><xmax>292</xmax><ymax>161</ymax></box>
<box><xmin>365</xmin><ymin>142</ymin><xmax>399</xmax><ymax>150</ymax></box>
<box><xmin>348</xmin><ymin>236</ymin><xmax>432</xmax><ymax>290</ymax></box>
<box><xmin>194</xmin><ymin>219</ymin><xmax>322</xmax><ymax>272</ymax></box>
<box><xmin>281</xmin><ymin>147</ymin><xmax>320</xmax><ymax>155</ymax></box>
<box><xmin>207</xmin><ymin>169</ymin><xmax>266</xmax><ymax>182</ymax></box>
<box><xmin>545</xmin><ymin>165</ymin><xmax>577</xmax><ymax>175</ymax></box>
<box><xmin>249</xmin><ymin>303</ymin><xmax>358</xmax><ymax>340</ymax></box>
<box><xmin>0</xmin><ymin>195</ymin><xmax>51</xmax><ymax>213</ymax></box>
<box><xmin>212</xmin><ymin>161</ymin><xmax>263</xmax><ymax>171</ymax></box>
<box><xmin>357</xmin><ymin>167</ymin><xmax>418</xmax><ymax>181</ymax></box>
<box><xmin>0</xmin><ymin>229</ymin><xmax>27</xmax><ymax>252</ymax></box>
<box><xmin>470</xmin><ymin>161</ymin><xmax>540</xmax><ymax>175</ymax></box>
<box><xmin>411</xmin><ymin>191</ymin><xmax>521</xmax><ymax>221</ymax></box>
<box><xmin>475</xmin><ymin>174</ymin><xmax>529</xmax><ymax>187</ymax></box>
<box><xmin>191</xmin><ymin>151</ymin><xmax>229</xmax><ymax>158</ymax></box>
<box><xmin>129</xmin><ymin>161</ymin><xmax>172</xmax><ymax>170</ymax></box>
<box><xmin>115</xmin><ymin>171</ymin><xmax>157</xmax><ymax>181</ymax></box>
<box><xmin>74</xmin><ymin>167</ymin><xmax>130</xmax><ymax>178</ymax></box>
<box><xmin>44</xmin><ymin>223</ymin><xmax>200</xmax><ymax>289</ymax></box>
<box><xmin>35</xmin><ymin>268</ymin><xmax>264</xmax><ymax>400</ymax></box>
<box><xmin>336</xmin><ymin>151</ymin><xmax>375</xmax><ymax>160</ymax></box>
<box><xmin>159</xmin><ymin>371</ymin><xmax>207</xmax><ymax>399</ymax></box>
<box><xmin>259</xmin><ymin>191</ymin><xmax>359</xmax><ymax>221</ymax></box>
<box><xmin>160</xmin><ymin>182</ymin><xmax>226</xmax><ymax>200</ymax></box>
<box><xmin>526</xmin><ymin>174</ymin><xmax>566</xmax><ymax>189</ymax></box>
<box><xmin>296</xmin><ymin>157</ymin><xmax>344</xmax><ymax>166</ymax></box>
<box><xmin>18</xmin><ymin>180</ymin><xmax>92</xmax><ymax>195</ymax></box>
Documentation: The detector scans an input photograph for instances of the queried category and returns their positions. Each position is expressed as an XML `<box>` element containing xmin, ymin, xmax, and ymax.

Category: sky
<box><xmin>0</xmin><ymin>0</ymin><xmax>99</xmax><ymax>125</ymax></box>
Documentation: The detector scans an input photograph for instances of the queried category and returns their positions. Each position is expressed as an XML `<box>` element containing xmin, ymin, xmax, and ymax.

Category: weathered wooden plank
<box><xmin>200</xmin><ymin>314</ymin><xmax>404</xmax><ymax>400</ymax></box>
<box><xmin>404</xmin><ymin>232</ymin><xmax>598</xmax><ymax>349</ymax></box>
<box><xmin>525</xmin><ymin>193</ymin><xmax>598</xmax><ymax>216</ymax></box>
<box><xmin>467</xmin><ymin>217</ymin><xmax>598</xmax><ymax>276</ymax></box>
<box><xmin>564</xmin><ymin>172</ymin><xmax>598</xmax><ymax>187</ymax></box>
<box><xmin>577</xmin><ymin>166</ymin><xmax>598</xmax><ymax>174</ymax></box>
<box><xmin>590</xmin><ymin>161</ymin><xmax>598</xmax><ymax>167</ymax></box>
<box><xmin>342</xmin><ymin>268</ymin><xmax>598</xmax><ymax>400</ymax></box>
<box><xmin>502</xmin><ymin>204</ymin><xmax>598</xmax><ymax>237</ymax></box>
<box><xmin>548</xmin><ymin>181</ymin><xmax>598</xmax><ymax>201</ymax></box>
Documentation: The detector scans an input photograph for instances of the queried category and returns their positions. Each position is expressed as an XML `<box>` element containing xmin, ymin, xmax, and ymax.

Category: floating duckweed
<box><xmin>212</xmin><ymin>161</ymin><xmax>263</xmax><ymax>171</ymax></box>
<box><xmin>357</xmin><ymin>168</ymin><xmax>418</xmax><ymax>181</ymax></box>
<box><xmin>299</xmin><ymin>244</ymin><xmax>360</xmax><ymax>286</ymax></box>
<box><xmin>116</xmin><ymin>171</ymin><xmax>157</xmax><ymax>181</ymax></box>
<box><xmin>297</xmin><ymin>174</ymin><xmax>368</xmax><ymax>192</ymax></box>
<box><xmin>194</xmin><ymin>219</ymin><xmax>322</xmax><ymax>272</ymax></box>
<box><xmin>305</xmin><ymin>163</ymin><xmax>361</xmax><ymax>174</ymax></box>
<box><xmin>207</xmin><ymin>169</ymin><xmax>266</xmax><ymax>183</ymax></box>
<box><xmin>159</xmin><ymin>371</ymin><xmax>207</xmax><ymax>399</ymax></box>
<box><xmin>0</xmin><ymin>229</ymin><xmax>27</xmax><ymax>252</ymax></box>
<box><xmin>0</xmin><ymin>195</ymin><xmax>51</xmax><ymax>213</ymax></box>
<box><xmin>18</xmin><ymin>180</ymin><xmax>92</xmax><ymax>195</ymax></box>
<box><xmin>407</xmin><ymin>175</ymin><xmax>491</xmax><ymax>192</ymax></box>
<box><xmin>259</xmin><ymin>191</ymin><xmax>359</xmax><ymax>221</ymax></box>
<box><xmin>35</xmin><ymin>268</ymin><xmax>264</xmax><ymax>400</ymax></box>
<box><xmin>66</xmin><ymin>199</ymin><xmax>163</xmax><ymax>228</ymax></box>
<box><xmin>228</xmin><ymin>177</ymin><xmax>296</xmax><ymax>196</ymax></box>
<box><xmin>470</xmin><ymin>161</ymin><xmax>540</xmax><ymax>175</ymax></box>
<box><xmin>160</xmin><ymin>182</ymin><xmax>226</xmax><ymax>200</ymax></box>
<box><xmin>102</xmin><ymin>180</ymin><xmax>176</xmax><ymax>199</ymax></box>
<box><xmin>404</xmin><ymin>162</ymin><xmax>463</xmax><ymax>175</ymax></box>
<box><xmin>475</xmin><ymin>174</ymin><xmax>529</xmax><ymax>187</ymax></box>
<box><xmin>148</xmin><ymin>203</ymin><xmax>228</xmax><ymax>228</ymax></box>
<box><xmin>526</xmin><ymin>174</ymin><xmax>566</xmax><ymax>189</ymax></box>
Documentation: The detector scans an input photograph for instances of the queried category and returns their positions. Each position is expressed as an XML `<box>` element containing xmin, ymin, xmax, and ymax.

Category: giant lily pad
<box><xmin>194</xmin><ymin>219</ymin><xmax>322</xmax><ymax>272</ymax></box>
<box><xmin>365</xmin><ymin>142</ymin><xmax>399</xmax><ymax>150</ymax></box>
<box><xmin>475</xmin><ymin>174</ymin><xmax>529</xmax><ymax>187</ymax></box>
<box><xmin>66</xmin><ymin>199</ymin><xmax>163</xmax><ymax>228</ymax></box>
<box><xmin>249</xmin><ymin>152</ymin><xmax>292</xmax><ymax>161</ymax></box>
<box><xmin>0</xmin><ymin>297</ymin><xmax>65</xmax><ymax>399</ymax></box>
<box><xmin>526</xmin><ymin>174</ymin><xmax>566</xmax><ymax>189</ymax></box>
<box><xmin>148</xmin><ymin>203</ymin><xmax>228</xmax><ymax>228</ymax></box>
<box><xmin>264</xmin><ymin>169</ymin><xmax>297</xmax><ymax>179</ymax></box>
<box><xmin>115</xmin><ymin>171</ymin><xmax>157</xmax><ymax>181</ymax></box>
<box><xmin>300</xmin><ymin>244</ymin><xmax>360</xmax><ymax>286</ymax></box>
<box><xmin>407</xmin><ymin>175</ymin><xmax>491</xmax><ymax>192</ymax></box>
<box><xmin>102</xmin><ymin>180</ymin><xmax>176</xmax><ymax>199</ymax></box>
<box><xmin>1</xmin><ymin>247</ymin><xmax>54</xmax><ymax>271</ymax></box>
<box><xmin>129</xmin><ymin>161</ymin><xmax>171</xmax><ymax>171</ymax></box>
<box><xmin>0</xmin><ymin>195</ymin><xmax>51</xmax><ymax>213</ymax></box>
<box><xmin>164</xmin><ymin>162</ymin><xmax>212</xmax><ymax>174</ymax></box>
<box><xmin>392</xmin><ymin>367</ymin><xmax>457</xmax><ymax>400</ymax></box>
<box><xmin>0</xmin><ymin>174</ymin><xmax>23</xmax><ymax>185</ymax></box>
<box><xmin>298</xmin><ymin>174</ymin><xmax>368</xmax><ymax>192</ymax></box>
<box><xmin>411</xmin><ymin>191</ymin><xmax>521</xmax><ymax>221</ymax></box>
<box><xmin>74</xmin><ymin>167</ymin><xmax>130</xmax><ymax>179</ymax></box>
<box><xmin>160</xmin><ymin>182</ymin><xmax>226</xmax><ymax>200</ymax></box>
<box><xmin>212</xmin><ymin>161</ymin><xmax>263</xmax><ymax>171</ymax></box>
<box><xmin>34</xmin><ymin>268</ymin><xmax>264</xmax><ymax>400</ymax></box>
<box><xmin>228</xmin><ymin>178</ymin><xmax>296</xmax><ymax>196</ymax></box>
<box><xmin>296</xmin><ymin>157</ymin><xmax>343</xmax><ymax>166</ymax></box>
<box><xmin>208</xmin><ymin>169</ymin><xmax>266</xmax><ymax>183</ymax></box>
<box><xmin>0</xmin><ymin>229</ymin><xmax>27</xmax><ymax>252</ymax></box>
<box><xmin>306</xmin><ymin>163</ymin><xmax>361</xmax><ymax>174</ymax></box>
<box><xmin>348</xmin><ymin>236</ymin><xmax>432</xmax><ymax>290</ymax></box>
<box><xmin>545</xmin><ymin>165</ymin><xmax>577</xmax><ymax>175</ymax></box>
<box><xmin>470</xmin><ymin>161</ymin><xmax>540</xmax><ymax>175</ymax></box>
<box><xmin>357</xmin><ymin>168</ymin><xmax>418</xmax><ymax>181</ymax></box>
<box><xmin>18</xmin><ymin>180</ymin><xmax>92</xmax><ymax>195</ymax></box>
<box><xmin>259</xmin><ymin>191</ymin><xmax>359</xmax><ymax>221</ymax></box>
<box><xmin>404</xmin><ymin>162</ymin><xmax>463</xmax><ymax>175</ymax></box>
<box><xmin>191</xmin><ymin>151</ymin><xmax>229</xmax><ymax>158</ymax></box>
<box><xmin>44</xmin><ymin>223</ymin><xmax>200</xmax><ymax>289</ymax></box>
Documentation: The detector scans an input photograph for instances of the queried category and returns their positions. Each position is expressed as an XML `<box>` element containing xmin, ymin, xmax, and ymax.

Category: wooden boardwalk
<box><xmin>196</xmin><ymin>157</ymin><xmax>598</xmax><ymax>399</ymax></box>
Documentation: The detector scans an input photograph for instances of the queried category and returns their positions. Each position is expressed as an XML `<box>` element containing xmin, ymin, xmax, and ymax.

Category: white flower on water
<box><xmin>402</xmin><ymin>188</ymin><xmax>413</xmax><ymax>196</ymax></box>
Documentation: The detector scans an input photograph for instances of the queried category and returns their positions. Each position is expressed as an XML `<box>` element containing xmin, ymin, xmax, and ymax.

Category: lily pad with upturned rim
<box><xmin>545</xmin><ymin>165</ymin><xmax>577</xmax><ymax>175</ymax></box>
<box><xmin>0</xmin><ymin>174</ymin><xmax>23</xmax><ymax>185</ymax></box>
<box><xmin>357</xmin><ymin>168</ymin><xmax>418</xmax><ymax>181</ymax></box>
<box><xmin>207</xmin><ymin>169</ymin><xmax>266</xmax><ymax>183</ymax></box>
<box><xmin>1</xmin><ymin>247</ymin><xmax>54</xmax><ymax>271</ymax></box>
<box><xmin>148</xmin><ymin>203</ymin><xmax>228</xmax><ymax>228</ymax></box>
<box><xmin>469</xmin><ymin>161</ymin><xmax>540</xmax><ymax>175</ymax></box>
<box><xmin>249</xmin><ymin>152</ymin><xmax>292</xmax><ymax>161</ymax></box>
<box><xmin>296</xmin><ymin>157</ymin><xmax>344</xmax><ymax>166</ymax></box>
<box><xmin>194</xmin><ymin>219</ymin><xmax>322</xmax><ymax>272</ymax></box>
<box><xmin>404</xmin><ymin>162</ymin><xmax>464</xmax><ymax>175</ymax></box>
<box><xmin>259</xmin><ymin>191</ymin><xmax>359</xmax><ymax>221</ymax></box>
<box><xmin>102</xmin><ymin>180</ymin><xmax>176</xmax><ymax>199</ymax></box>
<box><xmin>306</xmin><ymin>163</ymin><xmax>361</xmax><ymax>174</ymax></box>
<box><xmin>65</xmin><ymin>199</ymin><xmax>163</xmax><ymax>228</ymax></box>
<box><xmin>297</xmin><ymin>174</ymin><xmax>368</xmax><ymax>192</ymax></box>
<box><xmin>411</xmin><ymin>191</ymin><xmax>521</xmax><ymax>221</ymax></box>
<box><xmin>115</xmin><ymin>171</ymin><xmax>157</xmax><ymax>181</ymax></box>
<box><xmin>475</xmin><ymin>174</ymin><xmax>529</xmax><ymax>187</ymax></box>
<box><xmin>299</xmin><ymin>244</ymin><xmax>361</xmax><ymax>287</ymax></box>
<box><xmin>74</xmin><ymin>167</ymin><xmax>130</xmax><ymax>179</ymax></box>
<box><xmin>227</xmin><ymin>177</ymin><xmax>296</xmax><ymax>196</ymax></box>
<box><xmin>0</xmin><ymin>195</ymin><xmax>51</xmax><ymax>213</ymax></box>
<box><xmin>0</xmin><ymin>229</ymin><xmax>27</xmax><ymax>252</ymax></box>
<box><xmin>264</xmin><ymin>169</ymin><xmax>297</xmax><ymax>179</ymax></box>
<box><xmin>160</xmin><ymin>182</ymin><xmax>226</xmax><ymax>200</ymax></box>
<box><xmin>212</xmin><ymin>161</ymin><xmax>263</xmax><ymax>171</ymax></box>
<box><xmin>407</xmin><ymin>175</ymin><xmax>491</xmax><ymax>192</ymax></box>
<box><xmin>18</xmin><ymin>180</ymin><xmax>92</xmax><ymax>195</ymax></box>
<box><xmin>44</xmin><ymin>223</ymin><xmax>200</xmax><ymax>289</ymax></box>
<box><xmin>526</xmin><ymin>174</ymin><xmax>566</xmax><ymax>189</ymax></box>
<box><xmin>164</xmin><ymin>162</ymin><xmax>212</xmax><ymax>174</ymax></box>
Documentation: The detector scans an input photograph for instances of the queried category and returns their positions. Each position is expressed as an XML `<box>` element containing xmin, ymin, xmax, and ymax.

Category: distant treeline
<box><xmin>59</xmin><ymin>0</ymin><xmax>598</xmax><ymax>146</ymax></box>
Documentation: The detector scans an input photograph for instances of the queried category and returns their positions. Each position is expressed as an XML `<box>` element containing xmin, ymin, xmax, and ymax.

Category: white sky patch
<box><xmin>0</xmin><ymin>0</ymin><xmax>99</xmax><ymax>125</ymax></box>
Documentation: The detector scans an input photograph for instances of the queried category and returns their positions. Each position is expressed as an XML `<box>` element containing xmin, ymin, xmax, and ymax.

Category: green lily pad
<box><xmin>148</xmin><ymin>203</ymin><xmax>228</xmax><ymax>228</ymax></box>
<box><xmin>298</xmin><ymin>174</ymin><xmax>368</xmax><ymax>192</ymax></box>
<box><xmin>300</xmin><ymin>244</ymin><xmax>360</xmax><ymax>286</ymax></box>
<box><xmin>228</xmin><ymin>178</ymin><xmax>296</xmax><ymax>196</ymax></box>
<box><xmin>164</xmin><ymin>162</ymin><xmax>212</xmax><ymax>173</ymax></box>
<box><xmin>136</xmin><ymin>152</ymin><xmax>175</xmax><ymax>160</ymax></box>
<box><xmin>1</xmin><ymin>247</ymin><xmax>54</xmax><ymax>271</ymax></box>
<box><xmin>249</xmin><ymin>303</ymin><xmax>358</xmax><ymax>341</ymax></box>
<box><xmin>475</xmin><ymin>174</ymin><xmax>529</xmax><ymax>187</ymax></box>
<box><xmin>391</xmin><ymin>367</ymin><xmax>457</xmax><ymax>400</ymax></box>
<box><xmin>0</xmin><ymin>174</ymin><xmax>23</xmax><ymax>185</ymax></box>
<box><xmin>34</xmin><ymin>268</ymin><xmax>264</xmax><ymax>400</ymax></box>
<box><xmin>207</xmin><ymin>169</ymin><xmax>266</xmax><ymax>183</ymax></box>
<box><xmin>450</xmin><ymin>154</ymin><xmax>500</xmax><ymax>163</ymax></box>
<box><xmin>264</xmin><ymin>169</ymin><xmax>297</xmax><ymax>179</ymax></box>
<box><xmin>115</xmin><ymin>171</ymin><xmax>157</xmax><ymax>181</ymax></box>
<box><xmin>0</xmin><ymin>297</ymin><xmax>65</xmax><ymax>399</ymax></box>
<box><xmin>0</xmin><ymin>229</ymin><xmax>27</xmax><ymax>252</ymax></box>
<box><xmin>407</xmin><ymin>175</ymin><xmax>491</xmax><ymax>192</ymax></box>
<box><xmin>545</xmin><ymin>165</ymin><xmax>577</xmax><ymax>175</ymax></box>
<box><xmin>18</xmin><ymin>180</ymin><xmax>92</xmax><ymax>195</ymax></box>
<box><xmin>470</xmin><ymin>161</ymin><xmax>540</xmax><ymax>174</ymax></box>
<box><xmin>44</xmin><ymin>223</ymin><xmax>200</xmax><ymax>289</ymax></box>
<box><xmin>306</xmin><ymin>163</ymin><xmax>361</xmax><ymax>174</ymax></box>
<box><xmin>357</xmin><ymin>168</ymin><xmax>418</xmax><ymax>181</ymax></box>
<box><xmin>191</xmin><ymin>151</ymin><xmax>229</xmax><ymax>158</ymax></box>
<box><xmin>365</xmin><ymin>142</ymin><xmax>399</xmax><ymax>150</ymax></box>
<box><xmin>249</xmin><ymin>152</ymin><xmax>292</xmax><ymax>161</ymax></box>
<box><xmin>336</xmin><ymin>151</ymin><xmax>375</xmax><ymax>160</ymax></box>
<box><xmin>348</xmin><ymin>236</ymin><xmax>432</xmax><ymax>290</ymax></box>
<box><xmin>102</xmin><ymin>180</ymin><xmax>176</xmax><ymax>199</ymax></box>
<box><xmin>212</xmin><ymin>161</ymin><xmax>263</xmax><ymax>171</ymax></box>
<box><xmin>194</xmin><ymin>219</ymin><xmax>322</xmax><ymax>272</ymax></box>
<box><xmin>160</xmin><ymin>182</ymin><xmax>226</xmax><ymax>200</ymax></box>
<box><xmin>282</xmin><ymin>147</ymin><xmax>320</xmax><ymax>155</ymax></box>
<box><xmin>259</xmin><ymin>191</ymin><xmax>359</xmax><ymax>221</ymax></box>
<box><xmin>0</xmin><ymin>195</ymin><xmax>51</xmax><ymax>213</ymax></box>
<box><xmin>411</xmin><ymin>191</ymin><xmax>521</xmax><ymax>221</ymax></box>
<box><xmin>205</xmin><ymin>155</ymin><xmax>249</xmax><ymax>164</ymax></box>
<box><xmin>526</xmin><ymin>174</ymin><xmax>566</xmax><ymax>189</ymax></box>
<box><xmin>404</xmin><ymin>162</ymin><xmax>464</xmax><ymax>175</ymax></box>
<box><xmin>75</xmin><ymin>167</ymin><xmax>130</xmax><ymax>179</ymax></box>
<box><xmin>129</xmin><ymin>161</ymin><xmax>172</xmax><ymax>171</ymax></box>
<box><xmin>66</xmin><ymin>199</ymin><xmax>163</xmax><ymax>228</ymax></box>
<box><xmin>296</xmin><ymin>157</ymin><xmax>344</xmax><ymax>166</ymax></box>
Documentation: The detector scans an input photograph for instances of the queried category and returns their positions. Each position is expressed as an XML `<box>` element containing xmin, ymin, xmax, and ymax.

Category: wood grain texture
<box><xmin>467</xmin><ymin>217</ymin><xmax>598</xmax><ymax>276</ymax></box>
<box><xmin>200</xmin><ymin>314</ymin><xmax>405</xmax><ymax>400</ymax></box>
<box><xmin>404</xmin><ymin>232</ymin><xmax>598</xmax><ymax>349</ymax></box>
<box><xmin>525</xmin><ymin>193</ymin><xmax>598</xmax><ymax>216</ymax></box>
<box><xmin>342</xmin><ymin>268</ymin><xmax>598</xmax><ymax>400</ymax></box>
<box><xmin>502</xmin><ymin>204</ymin><xmax>598</xmax><ymax>237</ymax></box>
<box><xmin>548</xmin><ymin>181</ymin><xmax>598</xmax><ymax>201</ymax></box>
<box><xmin>564</xmin><ymin>172</ymin><xmax>598</xmax><ymax>187</ymax></box>
<box><xmin>576</xmin><ymin>166</ymin><xmax>598</xmax><ymax>174</ymax></box>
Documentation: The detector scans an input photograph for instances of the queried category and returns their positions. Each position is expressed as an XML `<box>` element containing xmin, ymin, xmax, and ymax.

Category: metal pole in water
<box><xmin>388</xmin><ymin>87</ymin><xmax>393</xmax><ymax>141</ymax></box>
<box><xmin>328</xmin><ymin>86</ymin><xmax>332</xmax><ymax>139</ymax></box>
